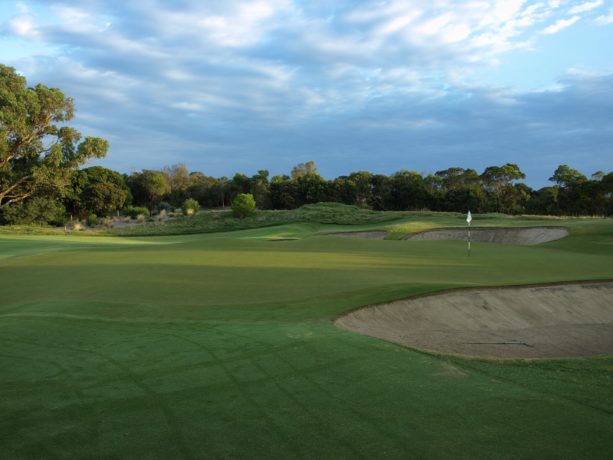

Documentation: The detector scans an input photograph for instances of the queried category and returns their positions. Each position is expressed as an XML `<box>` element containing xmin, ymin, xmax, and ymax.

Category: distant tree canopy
<box><xmin>2</xmin><ymin>157</ymin><xmax>612</xmax><ymax>226</ymax></box>
<box><xmin>0</xmin><ymin>64</ymin><xmax>108</xmax><ymax>209</ymax></box>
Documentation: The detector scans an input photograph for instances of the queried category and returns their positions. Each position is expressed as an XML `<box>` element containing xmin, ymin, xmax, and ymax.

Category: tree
<box><xmin>549</xmin><ymin>166</ymin><xmax>589</xmax><ymax>215</ymax></box>
<box><xmin>187</xmin><ymin>172</ymin><xmax>218</xmax><ymax>207</ymax></box>
<box><xmin>295</xmin><ymin>172</ymin><xmax>328</xmax><ymax>205</ymax></box>
<box><xmin>549</xmin><ymin>165</ymin><xmax>587</xmax><ymax>188</ymax></box>
<box><xmin>0</xmin><ymin>64</ymin><xmax>108</xmax><ymax>209</ymax></box>
<box><xmin>250</xmin><ymin>170</ymin><xmax>271</xmax><ymax>209</ymax></box>
<box><xmin>232</xmin><ymin>193</ymin><xmax>256</xmax><ymax>218</ymax></box>
<box><xmin>269</xmin><ymin>175</ymin><xmax>298</xmax><ymax>209</ymax></box>
<box><xmin>434</xmin><ymin>167</ymin><xmax>484</xmax><ymax>212</ymax></box>
<box><xmin>163</xmin><ymin>163</ymin><xmax>191</xmax><ymax>205</ymax></box>
<box><xmin>388</xmin><ymin>170</ymin><xmax>429</xmax><ymax>210</ymax></box>
<box><xmin>231</xmin><ymin>173</ymin><xmax>251</xmax><ymax>198</ymax></box>
<box><xmin>67</xmin><ymin>166</ymin><xmax>130</xmax><ymax>217</ymax></box>
<box><xmin>348</xmin><ymin>171</ymin><xmax>374</xmax><ymax>208</ymax></box>
<box><xmin>481</xmin><ymin>163</ymin><xmax>526</xmax><ymax>213</ymax></box>
<box><xmin>126</xmin><ymin>170</ymin><xmax>170</xmax><ymax>211</ymax></box>
<box><xmin>0</xmin><ymin>195</ymin><xmax>66</xmax><ymax>226</ymax></box>
<box><xmin>291</xmin><ymin>160</ymin><xmax>318</xmax><ymax>179</ymax></box>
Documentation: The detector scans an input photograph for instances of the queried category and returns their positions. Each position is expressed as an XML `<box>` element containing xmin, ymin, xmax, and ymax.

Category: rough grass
<box><xmin>107</xmin><ymin>202</ymin><xmax>412</xmax><ymax>236</ymax></box>
<box><xmin>1</xmin><ymin>214</ymin><xmax>612</xmax><ymax>459</ymax></box>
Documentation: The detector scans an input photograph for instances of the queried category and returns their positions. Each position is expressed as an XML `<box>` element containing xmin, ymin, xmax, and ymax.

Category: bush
<box><xmin>123</xmin><ymin>206</ymin><xmax>150</xmax><ymax>219</ymax></box>
<box><xmin>232</xmin><ymin>193</ymin><xmax>256</xmax><ymax>218</ymax></box>
<box><xmin>182</xmin><ymin>198</ymin><xmax>200</xmax><ymax>216</ymax></box>
<box><xmin>158</xmin><ymin>201</ymin><xmax>173</xmax><ymax>212</ymax></box>
<box><xmin>87</xmin><ymin>214</ymin><xmax>98</xmax><ymax>227</ymax></box>
<box><xmin>0</xmin><ymin>197</ymin><xmax>66</xmax><ymax>226</ymax></box>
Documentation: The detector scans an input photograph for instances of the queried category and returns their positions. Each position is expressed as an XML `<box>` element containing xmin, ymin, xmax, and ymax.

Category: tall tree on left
<box><xmin>0</xmin><ymin>64</ymin><xmax>108</xmax><ymax>209</ymax></box>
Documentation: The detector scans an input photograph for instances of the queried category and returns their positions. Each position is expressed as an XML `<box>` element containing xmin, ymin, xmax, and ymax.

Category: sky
<box><xmin>1</xmin><ymin>0</ymin><xmax>612</xmax><ymax>187</ymax></box>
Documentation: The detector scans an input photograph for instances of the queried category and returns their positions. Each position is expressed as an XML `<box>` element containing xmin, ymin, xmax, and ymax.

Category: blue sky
<box><xmin>1</xmin><ymin>0</ymin><xmax>612</xmax><ymax>187</ymax></box>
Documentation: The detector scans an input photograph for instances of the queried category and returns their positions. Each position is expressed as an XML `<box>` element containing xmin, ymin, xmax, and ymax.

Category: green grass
<box><xmin>1</xmin><ymin>212</ymin><xmax>612</xmax><ymax>459</ymax></box>
<box><xmin>108</xmin><ymin>202</ymin><xmax>413</xmax><ymax>237</ymax></box>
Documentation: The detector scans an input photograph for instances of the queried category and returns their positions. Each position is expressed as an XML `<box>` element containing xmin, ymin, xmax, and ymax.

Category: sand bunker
<box><xmin>333</xmin><ymin>231</ymin><xmax>387</xmax><ymax>240</ymax></box>
<box><xmin>336</xmin><ymin>282</ymin><xmax>613</xmax><ymax>359</ymax></box>
<box><xmin>406</xmin><ymin>226</ymin><xmax>568</xmax><ymax>245</ymax></box>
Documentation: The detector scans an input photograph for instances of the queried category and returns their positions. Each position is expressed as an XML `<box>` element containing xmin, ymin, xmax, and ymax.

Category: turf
<box><xmin>1</xmin><ymin>214</ymin><xmax>612</xmax><ymax>459</ymax></box>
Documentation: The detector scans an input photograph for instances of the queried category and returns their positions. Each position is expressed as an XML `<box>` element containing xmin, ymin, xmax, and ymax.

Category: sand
<box><xmin>406</xmin><ymin>226</ymin><xmax>569</xmax><ymax>245</ymax></box>
<box><xmin>336</xmin><ymin>282</ymin><xmax>613</xmax><ymax>359</ymax></box>
<box><xmin>332</xmin><ymin>227</ymin><xmax>569</xmax><ymax>245</ymax></box>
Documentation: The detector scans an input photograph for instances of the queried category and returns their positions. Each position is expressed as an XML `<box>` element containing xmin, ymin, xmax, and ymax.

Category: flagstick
<box><xmin>466</xmin><ymin>210</ymin><xmax>472</xmax><ymax>256</ymax></box>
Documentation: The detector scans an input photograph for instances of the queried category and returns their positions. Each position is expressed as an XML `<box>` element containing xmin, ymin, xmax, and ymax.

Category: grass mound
<box><xmin>108</xmin><ymin>202</ymin><xmax>409</xmax><ymax>236</ymax></box>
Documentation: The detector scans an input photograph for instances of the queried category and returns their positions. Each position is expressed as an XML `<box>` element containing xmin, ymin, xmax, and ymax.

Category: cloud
<box><xmin>542</xmin><ymin>15</ymin><xmax>581</xmax><ymax>33</ymax></box>
<box><xmin>595</xmin><ymin>8</ymin><xmax>613</xmax><ymax>24</ymax></box>
<box><xmin>1</xmin><ymin>0</ymin><xmax>611</xmax><ymax>185</ymax></box>
<box><xmin>568</xmin><ymin>0</ymin><xmax>604</xmax><ymax>15</ymax></box>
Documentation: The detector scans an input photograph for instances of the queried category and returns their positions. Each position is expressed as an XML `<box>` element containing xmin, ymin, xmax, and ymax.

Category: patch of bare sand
<box><xmin>406</xmin><ymin>226</ymin><xmax>568</xmax><ymax>245</ymax></box>
<box><xmin>336</xmin><ymin>282</ymin><xmax>613</xmax><ymax>359</ymax></box>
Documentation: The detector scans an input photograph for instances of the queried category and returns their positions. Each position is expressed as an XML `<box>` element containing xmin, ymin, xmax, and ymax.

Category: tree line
<box><xmin>1</xmin><ymin>160</ymin><xmax>612</xmax><ymax>226</ymax></box>
<box><xmin>1</xmin><ymin>63</ymin><xmax>612</xmax><ymax>226</ymax></box>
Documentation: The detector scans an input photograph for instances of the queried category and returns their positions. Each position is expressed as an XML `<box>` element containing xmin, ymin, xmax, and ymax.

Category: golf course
<box><xmin>1</xmin><ymin>206</ymin><xmax>612</xmax><ymax>459</ymax></box>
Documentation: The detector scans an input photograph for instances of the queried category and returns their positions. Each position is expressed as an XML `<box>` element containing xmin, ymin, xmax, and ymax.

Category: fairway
<box><xmin>1</xmin><ymin>215</ymin><xmax>613</xmax><ymax>459</ymax></box>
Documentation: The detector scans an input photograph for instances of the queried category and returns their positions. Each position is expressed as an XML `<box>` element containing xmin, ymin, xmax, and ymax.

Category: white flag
<box><xmin>466</xmin><ymin>210</ymin><xmax>472</xmax><ymax>224</ymax></box>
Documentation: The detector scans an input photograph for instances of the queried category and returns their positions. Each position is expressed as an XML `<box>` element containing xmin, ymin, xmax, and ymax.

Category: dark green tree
<box><xmin>68</xmin><ymin>166</ymin><xmax>130</xmax><ymax>217</ymax></box>
<box><xmin>549</xmin><ymin>165</ymin><xmax>587</xmax><ymax>188</ymax></box>
<box><xmin>388</xmin><ymin>170</ymin><xmax>429</xmax><ymax>210</ymax></box>
<box><xmin>295</xmin><ymin>172</ymin><xmax>328</xmax><ymax>205</ymax></box>
<box><xmin>250</xmin><ymin>170</ymin><xmax>271</xmax><ymax>209</ymax></box>
<box><xmin>481</xmin><ymin>163</ymin><xmax>526</xmax><ymax>213</ymax></box>
<box><xmin>269</xmin><ymin>175</ymin><xmax>298</xmax><ymax>209</ymax></box>
<box><xmin>126</xmin><ymin>170</ymin><xmax>171</xmax><ymax>211</ymax></box>
<box><xmin>0</xmin><ymin>195</ymin><xmax>66</xmax><ymax>226</ymax></box>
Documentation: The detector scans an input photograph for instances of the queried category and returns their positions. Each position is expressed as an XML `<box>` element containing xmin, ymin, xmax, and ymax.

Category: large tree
<box><xmin>0</xmin><ymin>64</ymin><xmax>108</xmax><ymax>209</ymax></box>
<box><xmin>68</xmin><ymin>166</ymin><xmax>130</xmax><ymax>217</ymax></box>
<box><xmin>480</xmin><ymin>163</ymin><xmax>526</xmax><ymax>213</ymax></box>
<box><xmin>126</xmin><ymin>170</ymin><xmax>171</xmax><ymax>211</ymax></box>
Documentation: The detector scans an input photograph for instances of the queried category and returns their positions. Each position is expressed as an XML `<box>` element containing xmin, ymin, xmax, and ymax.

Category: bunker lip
<box><xmin>335</xmin><ymin>281</ymin><xmax>613</xmax><ymax>359</ymax></box>
<box><xmin>405</xmin><ymin>226</ymin><xmax>569</xmax><ymax>245</ymax></box>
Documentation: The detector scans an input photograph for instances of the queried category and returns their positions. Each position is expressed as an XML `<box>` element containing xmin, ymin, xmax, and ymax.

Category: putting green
<box><xmin>1</xmin><ymin>216</ymin><xmax>612</xmax><ymax>459</ymax></box>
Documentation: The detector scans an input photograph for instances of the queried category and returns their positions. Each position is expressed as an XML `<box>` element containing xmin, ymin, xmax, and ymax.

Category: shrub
<box><xmin>123</xmin><ymin>206</ymin><xmax>150</xmax><ymax>219</ymax></box>
<box><xmin>158</xmin><ymin>201</ymin><xmax>172</xmax><ymax>212</ymax></box>
<box><xmin>232</xmin><ymin>193</ymin><xmax>256</xmax><ymax>218</ymax></box>
<box><xmin>136</xmin><ymin>214</ymin><xmax>146</xmax><ymax>223</ymax></box>
<box><xmin>0</xmin><ymin>197</ymin><xmax>66</xmax><ymax>226</ymax></box>
<box><xmin>87</xmin><ymin>214</ymin><xmax>98</xmax><ymax>227</ymax></box>
<box><xmin>182</xmin><ymin>198</ymin><xmax>200</xmax><ymax>216</ymax></box>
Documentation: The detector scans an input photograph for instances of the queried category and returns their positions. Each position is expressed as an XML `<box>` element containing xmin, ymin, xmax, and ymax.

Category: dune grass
<box><xmin>1</xmin><ymin>213</ymin><xmax>612</xmax><ymax>458</ymax></box>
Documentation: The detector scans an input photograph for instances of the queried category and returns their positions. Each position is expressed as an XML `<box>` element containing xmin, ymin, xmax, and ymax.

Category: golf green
<box><xmin>1</xmin><ymin>216</ymin><xmax>612</xmax><ymax>459</ymax></box>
